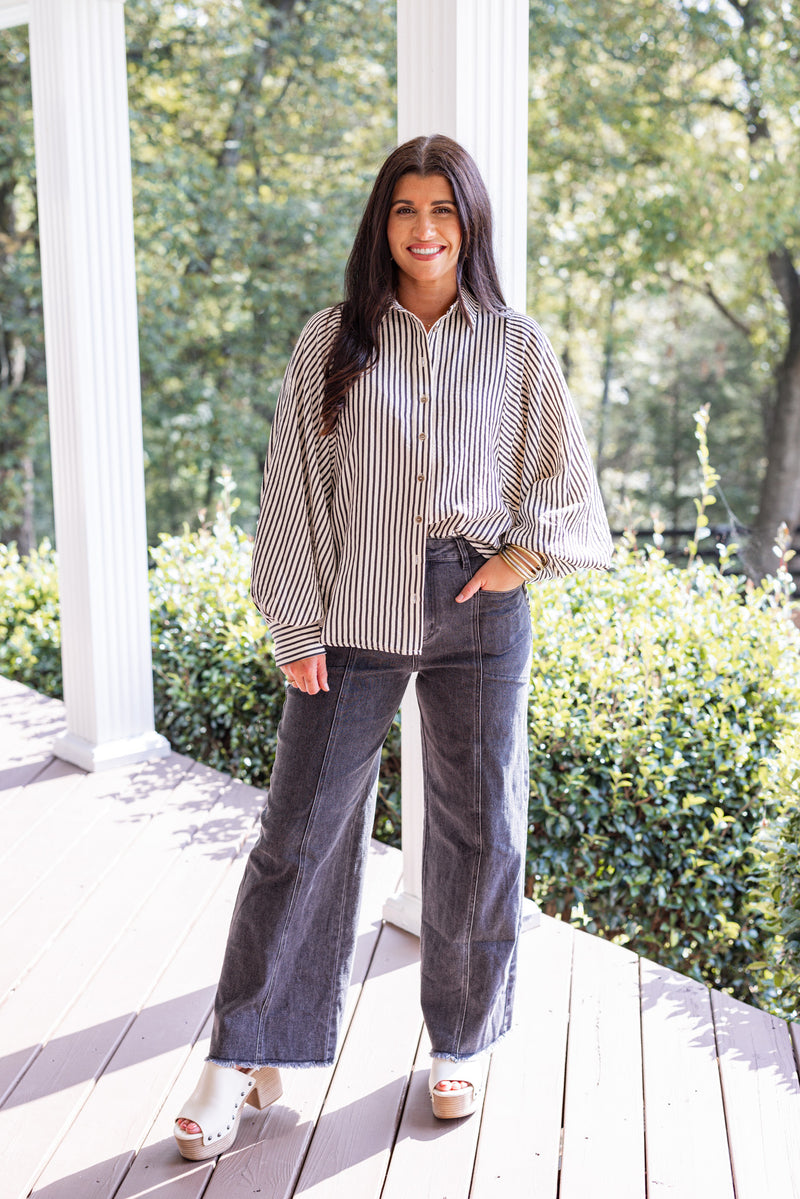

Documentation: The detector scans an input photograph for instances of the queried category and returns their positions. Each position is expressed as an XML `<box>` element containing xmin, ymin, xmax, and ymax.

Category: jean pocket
<box><xmin>478</xmin><ymin>584</ymin><xmax>526</xmax><ymax>605</ymax></box>
<box><xmin>477</xmin><ymin>585</ymin><xmax>532</xmax><ymax>669</ymax></box>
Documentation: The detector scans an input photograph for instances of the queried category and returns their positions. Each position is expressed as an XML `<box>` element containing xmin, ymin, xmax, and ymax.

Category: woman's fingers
<box><xmin>282</xmin><ymin>653</ymin><xmax>329</xmax><ymax>694</ymax></box>
<box><xmin>313</xmin><ymin>656</ymin><xmax>329</xmax><ymax>693</ymax></box>
<box><xmin>455</xmin><ymin>572</ymin><xmax>485</xmax><ymax>603</ymax></box>
<box><xmin>456</xmin><ymin>554</ymin><xmax>522</xmax><ymax>602</ymax></box>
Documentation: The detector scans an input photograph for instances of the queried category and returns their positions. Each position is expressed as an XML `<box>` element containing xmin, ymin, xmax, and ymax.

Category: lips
<box><xmin>408</xmin><ymin>245</ymin><xmax>445</xmax><ymax>258</ymax></box>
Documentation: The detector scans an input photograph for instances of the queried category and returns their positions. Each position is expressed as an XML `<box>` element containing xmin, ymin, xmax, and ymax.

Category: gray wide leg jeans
<box><xmin>209</xmin><ymin>538</ymin><xmax>533</xmax><ymax>1067</ymax></box>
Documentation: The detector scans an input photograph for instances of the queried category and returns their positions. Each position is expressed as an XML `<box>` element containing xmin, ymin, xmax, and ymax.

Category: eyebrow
<box><xmin>390</xmin><ymin>198</ymin><xmax>456</xmax><ymax>206</ymax></box>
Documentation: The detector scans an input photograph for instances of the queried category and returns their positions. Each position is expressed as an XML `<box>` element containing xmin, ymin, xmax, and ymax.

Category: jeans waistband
<box><xmin>425</xmin><ymin>537</ymin><xmax>483</xmax><ymax>567</ymax></box>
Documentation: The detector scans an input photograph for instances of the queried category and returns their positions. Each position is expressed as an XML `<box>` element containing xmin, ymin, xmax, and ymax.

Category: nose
<box><xmin>412</xmin><ymin>209</ymin><xmax>436</xmax><ymax>239</ymax></box>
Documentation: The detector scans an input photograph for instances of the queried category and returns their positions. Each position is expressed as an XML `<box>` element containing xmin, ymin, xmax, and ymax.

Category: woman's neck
<box><xmin>395</xmin><ymin>279</ymin><xmax>459</xmax><ymax>329</ymax></box>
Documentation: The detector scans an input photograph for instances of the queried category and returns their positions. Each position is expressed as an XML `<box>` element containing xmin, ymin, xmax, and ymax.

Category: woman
<box><xmin>174</xmin><ymin>135</ymin><xmax>612</xmax><ymax>1159</ymax></box>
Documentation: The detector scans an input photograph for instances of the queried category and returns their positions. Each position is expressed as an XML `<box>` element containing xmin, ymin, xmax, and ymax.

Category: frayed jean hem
<box><xmin>206</xmin><ymin>1054</ymin><xmax>333</xmax><ymax>1070</ymax></box>
<box><xmin>429</xmin><ymin>1024</ymin><xmax>513</xmax><ymax>1063</ymax></box>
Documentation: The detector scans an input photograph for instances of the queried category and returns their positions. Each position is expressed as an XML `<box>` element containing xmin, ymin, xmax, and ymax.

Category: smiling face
<box><xmin>386</xmin><ymin>173</ymin><xmax>462</xmax><ymax>298</ymax></box>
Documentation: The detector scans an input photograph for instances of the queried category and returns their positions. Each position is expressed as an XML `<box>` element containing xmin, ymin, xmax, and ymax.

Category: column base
<box><xmin>382</xmin><ymin>890</ymin><xmax>423</xmax><ymax>937</ymax></box>
<box><xmin>53</xmin><ymin>728</ymin><xmax>170</xmax><ymax>772</ymax></box>
<box><xmin>382</xmin><ymin>891</ymin><xmax>541</xmax><ymax>938</ymax></box>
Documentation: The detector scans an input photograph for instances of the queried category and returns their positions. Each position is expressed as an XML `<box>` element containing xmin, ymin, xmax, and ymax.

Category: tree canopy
<box><xmin>528</xmin><ymin>0</ymin><xmax>800</xmax><ymax>573</ymax></box>
<box><xmin>1</xmin><ymin>0</ymin><xmax>798</xmax><ymax>576</ymax></box>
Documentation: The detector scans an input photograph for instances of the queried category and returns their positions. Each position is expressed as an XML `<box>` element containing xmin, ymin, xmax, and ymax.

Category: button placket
<box><xmin>411</xmin><ymin>335</ymin><xmax>432</xmax><ymax>609</ymax></box>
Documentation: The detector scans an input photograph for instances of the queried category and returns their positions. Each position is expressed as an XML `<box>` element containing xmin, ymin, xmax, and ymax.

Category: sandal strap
<box><xmin>175</xmin><ymin>1062</ymin><xmax>256</xmax><ymax>1146</ymax></box>
<box><xmin>428</xmin><ymin>1055</ymin><xmax>486</xmax><ymax>1098</ymax></box>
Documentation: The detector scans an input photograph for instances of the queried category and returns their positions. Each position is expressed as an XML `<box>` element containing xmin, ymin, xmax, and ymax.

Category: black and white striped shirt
<box><xmin>252</xmin><ymin>290</ymin><xmax>612</xmax><ymax>665</ymax></box>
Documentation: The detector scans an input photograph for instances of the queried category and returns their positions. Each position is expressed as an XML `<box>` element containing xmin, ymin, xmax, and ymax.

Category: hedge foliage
<box><xmin>748</xmin><ymin>724</ymin><xmax>800</xmax><ymax>1008</ymax></box>
<box><xmin>1</xmin><ymin>499</ymin><xmax>799</xmax><ymax>1015</ymax></box>
<box><xmin>525</xmin><ymin>537</ymin><xmax>800</xmax><ymax>1012</ymax></box>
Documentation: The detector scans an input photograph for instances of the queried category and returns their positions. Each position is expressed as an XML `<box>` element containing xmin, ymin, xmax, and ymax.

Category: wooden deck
<box><xmin>1</xmin><ymin>674</ymin><xmax>799</xmax><ymax>1199</ymax></box>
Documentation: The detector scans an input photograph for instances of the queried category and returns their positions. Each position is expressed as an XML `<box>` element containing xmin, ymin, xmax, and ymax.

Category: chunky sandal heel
<box><xmin>246</xmin><ymin>1065</ymin><xmax>283</xmax><ymax>1111</ymax></box>
<box><xmin>429</xmin><ymin>1055</ymin><xmax>487</xmax><ymax>1120</ymax></box>
<box><xmin>174</xmin><ymin>1062</ymin><xmax>283</xmax><ymax>1160</ymax></box>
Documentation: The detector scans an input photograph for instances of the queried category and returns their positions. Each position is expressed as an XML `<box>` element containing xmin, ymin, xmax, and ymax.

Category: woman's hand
<box><xmin>455</xmin><ymin>554</ymin><xmax>523</xmax><ymax>602</ymax></box>
<box><xmin>282</xmin><ymin>653</ymin><xmax>329</xmax><ymax>694</ymax></box>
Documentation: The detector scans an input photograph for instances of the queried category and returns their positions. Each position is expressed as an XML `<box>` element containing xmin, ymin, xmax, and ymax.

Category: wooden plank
<box><xmin>0</xmin><ymin>755</ymin><xmax>196</xmax><ymax>1104</ymax></box>
<box><xmin>559</xmin><ymin>928</ymin><xmax>645</xmax><ymax>1199</ymax></box>
<box><xmin>0</xmin><ymin>764</ymin><xmax>257</xmax><ymax>1199</ymax></box>
<box><xmin>0</xmin><ymin>757</ymin><xmax>260</xmax><ymax>1003</ymax></box>
<box><xmin>470</xmin><ymin>915</ymin><xmax>574</xmax><ymax>1198</ymax></box>
<box><xmin>0</xmin><ymin>679</ymin><xmax>65</xmax><ymax>759</ymax></box>
<box><xmin>0</xmin><ymin>674</ymin><xmax>41</xmax><ymax>702</ymax></box>
<box><xmin>0</xmin><ymin>755</ymin><xmax>157</xmax><ymax>921</ymax></box>
<box><xmin>712</xmin><ymin>988</ymin><xmax>800</xmax><ymax>1199</ymax></box>
<box><xmin>0</xmin><ymin>756</ymin><xmax>86</xmax><ymax>866</ymax></box>
<box><xmin>115</xmin><ymin>840</ymin><xmax>403</xmax><ymax>1199</ymax></box>
<box><xmin>0</xmin><ymin>764</ymin><xmax>160</xmax><ymax>1001</ymax></box>
<box><xmin>115</xmin><ymin>1015</ymin><xmax>220</xmax><ymax>1199</ymax></box>
<box><xmin>274</xmin><ymin>922</ymin><xmax>421</xmax><ymax>1199</ymax></box>
<box><xmin>0</xmin><ymin>756</ymin><xmax>56</xmax><ymax>806</ymax></box>
<box><xmin>640</xmin><ymin>958</ymin><xmax>734</xmax><ymax>1198</ymax></box>
<box><xmin>27</xmin><ymin>822</ymin><xmax>254</xmax><ymax>1199</ymax></box>
<box><xmin>0</xmin><ymin>755</ymin><xmax>207</xmax><ymax>1002</ymax></box>
<box><xmin>380</xmin><ymin>1027</ymin><xmax>479</xmax><ymax>1199</ymax></box>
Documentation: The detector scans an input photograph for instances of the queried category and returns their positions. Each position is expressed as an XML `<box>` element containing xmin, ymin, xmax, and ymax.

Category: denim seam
<box><xmin>255</xmin><ymin>649</ymin><xmax>355</xmax><ymax>1055</ymax></box>
<box><xmin>452</xmin><ymin>574</ymin><xmax>485</xmax><ymax>1057</ymax></box>
<box><xmin>323</xmin><ymin>700</ymin><xmax>366</xmax><ymax>1061</ymax></box>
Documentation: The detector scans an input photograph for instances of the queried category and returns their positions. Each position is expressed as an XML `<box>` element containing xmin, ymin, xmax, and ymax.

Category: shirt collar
<box><xmin>390</xmin><ymin>286</ymin><xmax>478</xmax><ymax>332</ymax></box>
<box><xmin>458</xmin><ymin>286</ymin><xmax>479</xmax><ymax>329</ymax></box>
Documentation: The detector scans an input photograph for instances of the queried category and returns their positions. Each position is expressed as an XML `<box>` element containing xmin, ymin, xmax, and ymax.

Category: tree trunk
<box><xmin>742</xmin><ymin>247</ymin><xmax>800</xmax><ymax>581</ymax></box>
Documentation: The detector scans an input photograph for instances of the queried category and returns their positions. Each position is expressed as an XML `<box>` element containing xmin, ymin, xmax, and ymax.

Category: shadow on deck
<box><xmin>1</xmin><ymin>675</ymin><xmax>799</xmax><ymax>1198</ymax></box>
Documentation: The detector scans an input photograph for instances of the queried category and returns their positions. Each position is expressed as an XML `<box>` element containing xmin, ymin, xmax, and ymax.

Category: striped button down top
<box><xmin>251</xmin><ymin>290</ymin><xmax>612</xmax><ymax>666</ymax></box>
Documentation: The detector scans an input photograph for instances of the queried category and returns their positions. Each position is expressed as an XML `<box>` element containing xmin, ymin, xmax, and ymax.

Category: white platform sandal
<box><xmin>174</xmin><ymin>1062</ymin><xmax>283</xmax><ymax>1160</ymax></box>
<box><xmin>429</xmin><ymin>1055</ymin><xmax>487</xmax><ymax>1120</ymax></box>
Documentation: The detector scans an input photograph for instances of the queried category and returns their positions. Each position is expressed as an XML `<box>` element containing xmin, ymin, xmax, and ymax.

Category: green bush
<box><xmin>747</xmin><ymin>724</ymin><xmax>800</xmax><ymax>1018</ymax></box>
<box><xmin>2</xmin><ymin>494</ymin><xmax>799</xmax><ymax>1012</ymax></box>
<box><xmin>148</xmin><ymin>502</ymin><xmax>284</xmax><ymax>786</ymax></box>
<box><xmin>0</xmin><ymin>539</ymin><xmax>62</xmax><ymax>692</ymax></box>
<box><xmin>525</xmin><ymin>538</ymin><xmax>800</xmax><ymax>1006</ymax></box>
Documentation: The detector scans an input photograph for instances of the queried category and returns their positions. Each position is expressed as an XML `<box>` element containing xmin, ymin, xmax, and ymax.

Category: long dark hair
<box><xmin>320</xmin><ymin>135</ymin><xmax>506</xmax><ymax>435</ymax></box>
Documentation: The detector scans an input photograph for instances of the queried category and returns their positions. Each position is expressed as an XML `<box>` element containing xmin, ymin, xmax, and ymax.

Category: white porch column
<box><xmin>396</xmin><ymin>0</ymin><xmax>529</xmax><ymax>311</ymax></box>
<box><xmin>25</xmin><ymin>0</ymin><xmax>168</xmax><ymax>770</ymax></box>
<box><xmin>385</xmin><ymin>0</ymin><xmax>538</xmax><ymax>935</ymax></box>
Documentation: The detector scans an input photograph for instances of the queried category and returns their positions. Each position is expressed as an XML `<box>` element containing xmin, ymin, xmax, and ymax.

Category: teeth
<box><xmin>410</xmin><ymin>247</ymin><xmax>441</xmax><ymax>256</ymax></box>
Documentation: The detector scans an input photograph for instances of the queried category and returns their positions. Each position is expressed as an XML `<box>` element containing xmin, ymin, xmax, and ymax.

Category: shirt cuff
<box><xmin>268</xmin><ymin>623</ymin><xmax>326</xmax><ymax>667</ymax></box>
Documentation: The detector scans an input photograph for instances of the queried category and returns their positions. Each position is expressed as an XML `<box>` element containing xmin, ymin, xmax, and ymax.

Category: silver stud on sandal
<box><xmin>174</xmin><ymin>1062</ymin><xmax>283</xmax><ymax>1160</ymax></box>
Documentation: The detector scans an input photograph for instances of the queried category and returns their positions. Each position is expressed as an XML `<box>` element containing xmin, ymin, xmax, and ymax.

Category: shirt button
<box><xmin>419</xmin><ymin>432</ymin><xmax>427</xmax><ymax>441</ymax></box>
<box><xmin>414</xmin><ymin>515</ymin><xmax>423</xmax><ymax>523</ymax></box>
<box><xmin>417</xmin><ymin>474</ymin><xmax>425</xmax><ymax>482</ymax></box>
<box><xmin>420</xmin><ymin>394</ymin><xmax>429</xmax><ymax>403</ymax></box>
